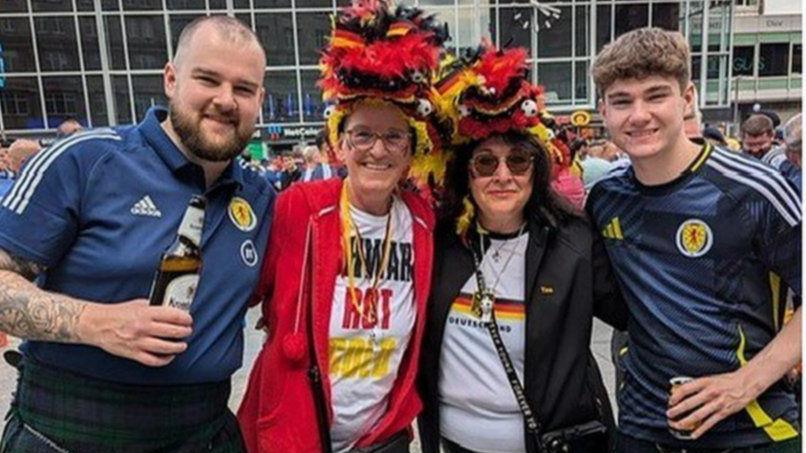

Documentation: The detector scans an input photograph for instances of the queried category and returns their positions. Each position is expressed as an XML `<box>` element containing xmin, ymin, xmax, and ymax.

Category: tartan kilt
<box><xmin>1</xmin><ymin>357</ymin><xmax>245</xmax><ymax>453</ymax></box>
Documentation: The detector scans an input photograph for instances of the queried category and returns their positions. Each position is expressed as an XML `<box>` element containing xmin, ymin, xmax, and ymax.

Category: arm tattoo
<box><xmin>0</xmin><ymin>249</ymin><xmax>86</xmax><ymax>343</ymax></box>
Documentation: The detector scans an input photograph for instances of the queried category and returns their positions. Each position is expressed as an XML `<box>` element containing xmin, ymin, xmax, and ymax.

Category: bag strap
<box><xmin>302</xmin><ymin>222</ymin><xmax>334</xmax><ymax>453</ymax></box>
<box><xmin>470</xmin><ymin>247</ymin><xmax>545</xmax><ymax>451</ymax></box>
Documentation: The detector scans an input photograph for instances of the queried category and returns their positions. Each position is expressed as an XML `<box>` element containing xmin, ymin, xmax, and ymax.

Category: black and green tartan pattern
<box><xmin>5</xmin><ymin>358</ymin><xmax>244</xmax><ymax>452</ymax></box>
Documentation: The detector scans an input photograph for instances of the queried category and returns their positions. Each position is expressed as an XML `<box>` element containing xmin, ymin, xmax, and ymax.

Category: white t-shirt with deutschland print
<box><xmin>439</xmin><ymin>231</ymin><xmax>529</xmax><ymax>453</ymax></box>
<box><xmin>329</xmin><ymin>196</ymin><xmax>416</xmax><ymax>453</ymax></box>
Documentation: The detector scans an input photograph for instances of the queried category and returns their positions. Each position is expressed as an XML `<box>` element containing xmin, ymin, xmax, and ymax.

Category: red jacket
<box><xmin>238</xmin><ymin>178</ymin><xmax>435</xmax><ymax>452</ymax></box>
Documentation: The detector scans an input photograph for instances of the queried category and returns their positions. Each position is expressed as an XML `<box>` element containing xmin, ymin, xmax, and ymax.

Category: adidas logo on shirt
<box><xmin>602</xmin><ymin>217</ymin><xmax>624</xmax><ymax>240</ymax></box>
<box><xmin>131</xmin><ymin>195</ymin><xmax>162</xmax><ymax>218</ymax></box>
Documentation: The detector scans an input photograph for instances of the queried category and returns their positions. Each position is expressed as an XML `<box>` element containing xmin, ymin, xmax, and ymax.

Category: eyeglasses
<box><xmin>470</xmin><ymin>149</ymin><xmax>534</xmax><ymax>177</ymax></box>
<box><xmin>344</xmin><ymin>128</ymin><xmax>411</xmax><ymax>153</ymax></box>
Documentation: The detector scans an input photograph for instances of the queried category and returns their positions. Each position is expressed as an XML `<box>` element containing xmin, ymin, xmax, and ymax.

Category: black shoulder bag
<box><xmin>470</xmin><ymin>249</ymin><xmax>609</xmax><ymax>453</ymax></box>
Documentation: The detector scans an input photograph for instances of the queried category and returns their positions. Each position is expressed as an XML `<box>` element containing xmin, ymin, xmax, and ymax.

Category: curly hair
<box><xmin>438</xmin><ymin>131</ymin><xmax>577</xmax><ymax>238</ymax></box>
<box><xmin>592</xmin><ymin>27</ymin><xmax>690</xmax><ymax>96</ymax></box>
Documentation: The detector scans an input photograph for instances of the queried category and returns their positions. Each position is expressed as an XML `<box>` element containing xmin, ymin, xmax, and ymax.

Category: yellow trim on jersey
<box><xmin>769</xmin><ymin>272</ymin><xmax>782</xmax><ymax>332</ymax></box>
<box><xmin>690</xmin><ymin>143</ymin><xmax>713</xmax><ymax>172</ymax></box>
<box><xmin>735</xmin><ymin>325</ymin><xmax>799</xmax><ymax>441</ymax></box>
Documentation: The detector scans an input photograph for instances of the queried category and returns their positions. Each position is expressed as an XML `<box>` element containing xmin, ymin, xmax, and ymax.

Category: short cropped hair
<box><xmin>741</xmin><ymin>114</ymin><xmax>774</xmax><ymax>136</ymax></box>
<box><xmin>592</xmin><ymin>27</ymin><xmax>690</xmax><ymax>96</ymax></box>
<box><xmin>174</xmin><ymin>16</ymin><xmax>264</xmax><ymax>68</ymax></box>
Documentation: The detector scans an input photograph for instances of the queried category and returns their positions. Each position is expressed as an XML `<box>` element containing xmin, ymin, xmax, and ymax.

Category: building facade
<box><xmin>731</xmin><ymin>0</ymin><xmax>802</xmax><ymax>123</ymax></box>
<box><xmin>0</xmin><ymin>0</ymin><xmax>795</xmax><ymax>144</ymax></box>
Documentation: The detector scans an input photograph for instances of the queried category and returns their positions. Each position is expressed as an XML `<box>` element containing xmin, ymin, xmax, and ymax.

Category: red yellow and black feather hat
<box><xmin>434</xmin><ymin>40</ymin><xmax>571</xmax><ymax>167</ymax></box>
<box><xmin>319</xmin><ymin>0</ymin><xmax>452</xmax><ymax>187</ymax></box>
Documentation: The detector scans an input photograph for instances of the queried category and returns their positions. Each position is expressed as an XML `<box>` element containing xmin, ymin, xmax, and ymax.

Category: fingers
<box><xmin>124</xmin><ymin>299</ymin><xmax>193</xmax><ymax>326</ymax></box>
<box><xmin>94</xmin><ymin>300</ymin><xmax>194</xmax><ymax>367</ymax></box>
<box><xmin>667</xmin><ymin>383</ymin><xmax>710</xmax><ymax>420</ymax></box>
<box><xmin>668</xmin><ymin>398</ymin><xmax>719</xmax><ymax>433</ymax></box>
<box><xmin>149</xmin><ymin>321</ymin><xmax>193</xmax><ymax>340</ymax></box>
<box><xmin>128</xmin><ymin>335</ymin><xmax>188</xmax><ymax>367</ymax></box>
<box><xmin>140</xmin><ymin>337</ymin><xmax>188</xmax><ymax>355</ymax></box>
<box><xmin>690</xmin><ymin>410</ymin><xmax>727</xmax><ymax>439</ymax></box>
<box><xmin>668</xmin><ymin>378</ymin><xmax>708</xmax><ymax>407</ymax></box>
<box><xmin>149</xmin><ymin>306</ymin><xmax>193</xmax><ymax>326</ymax></box>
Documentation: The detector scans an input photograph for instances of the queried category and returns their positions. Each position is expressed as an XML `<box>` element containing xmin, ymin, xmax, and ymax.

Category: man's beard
<box><xmin>170</xmin><ymin>104</ymin><xmax>253</xmax><ymax>163</ymax></box>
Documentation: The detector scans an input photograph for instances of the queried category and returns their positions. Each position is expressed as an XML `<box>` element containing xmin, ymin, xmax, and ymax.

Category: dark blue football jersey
<box><xmin>586</xmin><ymin>144</ymin><xmax>801</xmax><ymax>448</ymax></box>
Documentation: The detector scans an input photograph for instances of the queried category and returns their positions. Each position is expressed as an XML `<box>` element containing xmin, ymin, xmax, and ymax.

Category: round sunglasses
<box><xmin>469</xmin><ymin>150</ymin><xmax>535</xmax><ymax>177</ymax></box>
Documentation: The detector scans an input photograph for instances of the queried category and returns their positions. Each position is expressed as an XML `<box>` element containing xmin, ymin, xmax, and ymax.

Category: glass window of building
<box><xmin>76</xmin><ymin>0</ymin><xmax>94</xmax><ymax>11</ymax></box>
<box><xmin>132</xmin><ymin>75</ymin><xmax>167</xmax><ymax>122</ymax></box>
<box><xmin>256</xmin><ymin>13</ymin><xmax>296</xmax><ymax>67</ymax></box>
<box><xmin>79</xmin><ymin>17</ymin><xmax>102</xmax><ymax>71</ymax></box>
<box><xmin>615</xmin><ymin>4</ymin><xmax>648</xmax><ymax>38</ymax></box>
<box><xmin>296</xmin><ymin>12</ymin><xmax>331</xmax><ymax>66</ymax></box>
<box><xmin>455</xmin><ymin>6</ymin><xmax>490</xmax><ymax>54</ymax></box>
<box><xmin>793</xmin><ymin>44</ymin><xmax>801</xmax><ymax>74</ymax></box>
<box><xmin>122</xmin><ymin>0</ymin><xmax>163</xmax><ymax>11</ymax></box>
<box><xmin>575</xmin><ymin>61</ymin><xmax>590</xmax><ymax>102</ymax></box>
<box><xmin>0</xmin><ymin>1</ymin><xmax>27</xmax><ymax>13</ymax></box>
<box><xmin>538</xmin><ymin>61</ymin><xmax>572</xmax><ymax>104</ymax></box>
<box><xmin>34</xmin><ymin>17</ymin><xmax>80</xmax><ymax>72</ymax></box>
<box><xmin>296</xmin><ymin>0</ymin><xmax>332</xmax><ymax>9</ymax></box>
<box><xmin>113</xmin><ymin>75</ymin><xmax>133</xmax><ymax>125</ymax></box>
<box><xmin>300</xmin><ymin>70</ymin><xmax>324</xmax><ymax>122</ymax></box>
<box><xmin>265</xmin><ymin>70</ymin><xmax>299</xmax><ymax>123</ymax></box>
<box><xmin>86</xmin><ymin>76</ymin><xmax>110</xmax><ymax>128</ymax></box>
<box><xmin>105</xmin><ymin>15</ymin><xmax>128</xmax><ymax>70</ymax></box>
<box><xmin>651</xmin><ymin>3</ymin><xmax>680</xmax><ymax>31</ymax></box>
<box><xmin>575</xmin><ymin>5</ymin><xmax>590</xmax><ymax>58</ymax></box>
<box><xmin>125</xmin><ymin>16</ymin><xmax>168</xmax><ymax>70</ymax></box>
<box><xmin>596</xmin><ymin>5</ymin><xmax>611</xmax><ymax>52</ymax></box>
<box><xmin>254</xmin><ymin>0</ymin><xmax>293</xmax><ymax>9</ymax></box>
<box><xmin>166</xmin><ymin>0</ymin><xmax>206</xmax><ymax>9</ymax></box>
<box><xmin>1</xmin><ymin>77</ymin><xmax>43</xmax><ymax>130</ymax></box>
<box><xmin>42</xmin><ymin>76</ymin><xmax>86</xmax><ymax>129</ymax></box>
<box><xmin>32</xmin><ymin>0</ymin><xmax>71</xmax><ymax>12</ymax></box>
<box><xmin>1</xmin><ymin>17</ymin><xmax>37</xmax><ymax>72</ymax></box>
<box><xmin>759</xmin><ymin>43</ymin><xmax>789</xmax><ymax>77</ymax></box>
<box><xmin>538</xmin><ymin>6</ymin><xmax>572</xmax><ymax>58</ymax></box>
<box><xmin>732</xmin><ymin>45</ymin><xmax>754</xmax><ymax>76</ymax></box>
<box><xmin>493</xmin><ymin>7</ymin><xmax>533</xmax><ymax>52</ymax></box>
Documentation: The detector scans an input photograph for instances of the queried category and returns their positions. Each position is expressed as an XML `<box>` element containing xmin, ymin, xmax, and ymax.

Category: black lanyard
<box><xmin>470</xmin><ymin>246</ymin><xmax>545</xmax><ymax>449</ymax></box>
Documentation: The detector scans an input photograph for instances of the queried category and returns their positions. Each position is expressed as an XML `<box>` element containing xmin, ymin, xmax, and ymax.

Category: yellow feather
<box><xmin>455</xmin><ymin>196</ymin><xmax>475</xmax><ymax>237</ymax></box>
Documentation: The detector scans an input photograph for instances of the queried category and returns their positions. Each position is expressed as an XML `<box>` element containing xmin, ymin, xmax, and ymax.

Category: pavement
<box><xmin>0</xmin><ymin>310</ymin><xmax>618</xmax><ymax>447</ymax></box>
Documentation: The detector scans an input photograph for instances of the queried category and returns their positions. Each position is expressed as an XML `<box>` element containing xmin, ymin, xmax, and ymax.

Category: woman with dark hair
<box><xmin>418</xmin><ymin>44</ymin><xmax>627</xmax><ymax>453</ymax></box>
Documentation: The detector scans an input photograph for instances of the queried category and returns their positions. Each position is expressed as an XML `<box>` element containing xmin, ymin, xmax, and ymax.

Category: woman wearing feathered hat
<box><xmin>416</xmin><ymin>43</ymin><xmax>627</xmax><ymax>453</ymax></box>
<box><xmin>237</xmin><ymin>1</ymin><xmax>448</xmax><ymax>452</ymax></box>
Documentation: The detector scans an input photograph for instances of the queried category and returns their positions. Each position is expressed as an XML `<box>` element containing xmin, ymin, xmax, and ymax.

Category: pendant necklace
<box><xmin>470</xmin><ymin>224</ymin><xmax>525</xmax><ymax>323</ymax></box>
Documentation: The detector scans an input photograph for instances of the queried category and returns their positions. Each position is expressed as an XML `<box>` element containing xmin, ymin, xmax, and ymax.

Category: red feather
<box><xmin>334</xmin><ymin>32</ymin><xmax>438</xmax><ymax>79</ymax></box>
<box><xmin>474</xmin><ymin>47</ymin><xmax>529</xmax><ymax>95</ymax></box>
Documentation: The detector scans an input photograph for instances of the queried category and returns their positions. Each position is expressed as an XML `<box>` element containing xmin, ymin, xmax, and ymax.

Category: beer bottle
<box><xmin>148</xmin><ymin>195</ymin><xmax>205</xmax><ymax>311</ymax></box>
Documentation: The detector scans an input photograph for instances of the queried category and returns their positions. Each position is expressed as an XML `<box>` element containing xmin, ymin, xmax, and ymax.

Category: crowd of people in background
<box><xmin>1</xmin><ymin>101</ymin><xmax>799</xmax><ymax>205</ymax></box>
